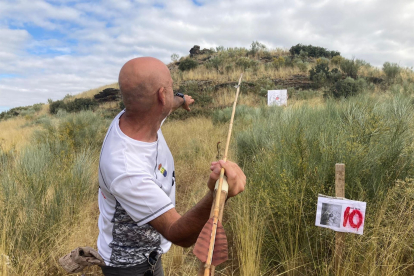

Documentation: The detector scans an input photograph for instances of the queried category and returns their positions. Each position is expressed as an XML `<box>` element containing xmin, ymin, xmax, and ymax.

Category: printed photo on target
<box><xmin>320</xmin><ymin>203</ymin><xmax>342</xmax><ymax>227</ymax></box>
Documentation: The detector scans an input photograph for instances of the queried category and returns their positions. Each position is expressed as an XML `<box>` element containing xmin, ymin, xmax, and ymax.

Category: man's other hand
<box><xmin>183</xmin><ymin>95</ymin><xmax>194</xmax><ymax>111</ymax></box>
<box><xmin>208</xmin><ymin>160</ymin><xmax>246</xmax><ymax>197</ymax></box>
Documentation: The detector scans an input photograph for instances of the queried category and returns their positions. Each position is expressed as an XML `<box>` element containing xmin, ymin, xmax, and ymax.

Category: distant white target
<box><xmin>267</xmin><ymin>90</ymin><xmax>287</xmax><ymax>106</ymax></box>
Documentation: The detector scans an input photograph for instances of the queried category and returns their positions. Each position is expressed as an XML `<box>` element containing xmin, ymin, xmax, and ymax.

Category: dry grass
<box><xmin>171</xmin><ymin>65</ymin><xmax>305</xmax><ymax>87</ymax></box>
<box><xmin>0</xmin><ymin>117</ymin><xmax>40</xmax><ymax>152</ymax></box>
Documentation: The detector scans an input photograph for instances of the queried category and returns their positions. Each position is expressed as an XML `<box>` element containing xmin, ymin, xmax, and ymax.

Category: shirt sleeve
<box><xmin>110</xmin><ymin>173</ymin><xmax>174</xmax><ymax>226</ymax></box>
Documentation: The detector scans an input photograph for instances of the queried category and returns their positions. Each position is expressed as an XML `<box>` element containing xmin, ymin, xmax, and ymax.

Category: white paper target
<box><xmin>267</xmin><ymin>90</ymin><xmax>287</xmax><ymax>106</ymax></box>
<box><xmin>315</xmin><ymin>195</ymin><xmax>366</xmax><ymax>235</ymax></box>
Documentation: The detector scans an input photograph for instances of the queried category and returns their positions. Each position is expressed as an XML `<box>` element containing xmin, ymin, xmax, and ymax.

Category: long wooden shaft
<box><xmin>335</xmin><ymin>163</ymin><xmax>345</xmax><ymax>275</ymax></box>
<box><xmin>198</xmin><ymin>190</ymin><xmax>227</xmax><ymax>275</ymax></box>
<box><xmin>203</xmin><ymin>74</ymin><xmax>243</xmax><ymax>276</ymax></box>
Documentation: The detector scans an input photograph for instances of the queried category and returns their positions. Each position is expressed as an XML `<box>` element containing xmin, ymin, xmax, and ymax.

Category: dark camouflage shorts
<box><xmin>101</xmin><ymin>257</ymin><xmax>164</xmax><ymax>276</ymax></box>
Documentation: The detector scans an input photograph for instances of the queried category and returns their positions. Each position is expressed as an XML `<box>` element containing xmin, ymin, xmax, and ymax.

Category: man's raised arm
<box><xmin>171</xmin><ymin>94</ymin><xmax>194</xmax><ymax>112</ymax></box>
<box><xmin>149</xmin><ymin>160</ymin><xmax>246</xmax><ymax>247</ymax></box>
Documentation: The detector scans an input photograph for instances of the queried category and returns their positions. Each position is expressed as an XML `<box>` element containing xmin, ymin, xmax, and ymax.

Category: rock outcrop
<box><xmin>189</xmin><ymin>45</ymin><xmax>214</xmax><ymax>57</ymax></box>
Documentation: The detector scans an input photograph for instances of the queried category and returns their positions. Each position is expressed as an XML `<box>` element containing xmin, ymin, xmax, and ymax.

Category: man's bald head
<box><xmin>119</xmin><ymin>57</ymin><xmax>172</xmax><ymax>115</ymax></box>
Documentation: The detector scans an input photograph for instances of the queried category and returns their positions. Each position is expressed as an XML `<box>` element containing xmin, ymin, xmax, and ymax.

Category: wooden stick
<box><xmin>203</xmin><ymin>74</ymin><xmax>243</xmax><ymax>276</ymax></box>
<box><xmin>198</xmin><ymin>190</ymin><xmax>228</xmax><ymax>276</ymax></box>
<box><xmin>335</xmin><ymin>163</ymin><xmax>345</xmax><ymax>275</ymax></box>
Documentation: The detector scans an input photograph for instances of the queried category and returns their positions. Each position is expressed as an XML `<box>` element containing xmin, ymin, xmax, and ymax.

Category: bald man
<box><xmin>97</xmin><ymin>57</ymin><xmax>246</xmax><ymax>276</ymax></box>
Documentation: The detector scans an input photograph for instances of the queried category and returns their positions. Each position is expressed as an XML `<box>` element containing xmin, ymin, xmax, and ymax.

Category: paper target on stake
<box><xmin>315</xmin><ymin>195</ymin><xmax>366</xmax><ymax>235</ymax></box>
<box><xmin>268</xmin><ymin>90</ymin><xmax>288</xmax><ymax>106</ymax></box>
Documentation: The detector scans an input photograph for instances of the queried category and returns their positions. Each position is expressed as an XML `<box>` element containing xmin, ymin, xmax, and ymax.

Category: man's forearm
<box><xmin>168</xmin><ymin>191</ymin><xmax>214</xmax><ymax>247</ymax></box>
<box><xmin>171</xmin><ymin>95</ymin><xmax>185</xmax><ymax>112</ymax></box>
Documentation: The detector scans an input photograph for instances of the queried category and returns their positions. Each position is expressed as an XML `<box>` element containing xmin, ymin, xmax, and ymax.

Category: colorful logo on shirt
<box><xmin>158</xmin><ymin>163</ymin><xmax>167</xmax><ymax>177</ymax></box>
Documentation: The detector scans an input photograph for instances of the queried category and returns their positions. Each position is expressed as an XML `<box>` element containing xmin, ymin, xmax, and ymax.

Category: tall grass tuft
<box><xmin>0</xmin><ymin>111</ymin><xmax>109</xmax><ymax>275</ymax></box>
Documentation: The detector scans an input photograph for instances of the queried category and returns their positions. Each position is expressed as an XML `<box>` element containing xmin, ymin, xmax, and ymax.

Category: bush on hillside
<box><xmin>178</xmin><ymin>58</ymin><xmax>198</xmax><ymax>71</ymax></box>
<box><xmin>236</xmin><ymin>57</ymin><xmax>259</xmax><ymax>71</ymax></box>
<box><xmin>66</xmin><ymin>98</ymin><xmax>98</xmax><ymax>113</ymax></box>
<box><xmin>49</xmin><ymin>98</ymin><xmax>98</xmax><ymax>114</ymax></box>
<box><xmin>251</xmin><ymin>78</ymin><xmax>275</xmax><ymax>97</ymax></box>
<box><xmin>295</xmin><ymin>59</ymin><xmax>309</xmax><ymax>72</ymax></box>
<box><xmin>309</xmin><ymin>63</ymin><xmax>329</xmax><ymax>79</ymax></box>
<box><xmin>272</xmin><ymin>56</ymin><xmax>285</xmax><ymax>70</ymax></box>
<box><xmin>340</xmin><ymin>58</ymin><xmax>360</xmax><ymax>79</ymax></box>
<box><xmin>299</xmin><ymin>50</ymin><xmax>308</xmax><ymax>61</ymax></box>
<box><xmin>205</xmin><ymin>56</ymin><xmax>223</xmax><ymax>71</ymax></box>
<box><xmin>383</xmin><ymin>62</ymin><xmax>401</xmax><ymax>82</ymax></box>
<box><xmin>249</xmin><ymin>41</ymin><xmax>267</xmax><ymax>56</ymax></box>
<box><xmin>289</xmin><ymin>44</ymin><xmax>340</xmax><ymax>58</ymax></box>
<box><xmin>49</xmin><ymin>100</ymin><xmax>66</xmax><ymax>114</ymax></box>
<box><xmin>330</xmin><ymin>77</ymin><xmax>366</xmax><ymax>98</ymax></box>
<box><xmin>331</xmin><ymin>55</ymin><xmax>344</xmax><ymax>65</ymax></box>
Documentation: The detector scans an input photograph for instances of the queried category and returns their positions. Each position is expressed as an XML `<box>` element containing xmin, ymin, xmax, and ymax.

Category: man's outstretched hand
<box><xmin>183</xmin><ymin>95</ymin><xmax>194</xmax><ymax>111</ymax></box>
<box><xmin>208</xmin><ymin>160</ymin><xmax>246</xmax><ymax>197</ymax></box>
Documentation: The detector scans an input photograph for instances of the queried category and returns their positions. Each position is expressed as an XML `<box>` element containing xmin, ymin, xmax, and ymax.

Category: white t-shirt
<box><xmin>97</xmin><ymin>110</ymin><xmax>176</xmax><ymax>267</ymax></box>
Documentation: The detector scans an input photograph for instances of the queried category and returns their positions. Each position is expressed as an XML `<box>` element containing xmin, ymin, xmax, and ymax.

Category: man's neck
<box><xmin>119</xmin><ymin>110</ymin><xmax>161</xmax><ymax>143</ymax></box>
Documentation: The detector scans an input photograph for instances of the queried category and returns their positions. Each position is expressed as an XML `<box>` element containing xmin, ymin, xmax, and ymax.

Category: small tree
<box><xmin>340</xmin><ymin>59</ymin><xmax>360</xmax><ymax>79</ymax></box>
<box><xmin>383</xmin><ymin>62</ymin><xmax>401</xmax><ymax>82</ymax></box>
<box><xmin>171</xmin><ymin>53</ymin><xmax>179</xmax><ymax>63</ymax></box>
<box><xmin>249</xmin><ymin>41</ymin><xmax>267</xmax><ymax>56</ymax></box>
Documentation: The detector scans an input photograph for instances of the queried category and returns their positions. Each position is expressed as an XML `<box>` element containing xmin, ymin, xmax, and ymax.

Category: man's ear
<box><xmin>158</xmin><ymin>87</ymin><xmax>166</xmax><ymax>106</ymax></box>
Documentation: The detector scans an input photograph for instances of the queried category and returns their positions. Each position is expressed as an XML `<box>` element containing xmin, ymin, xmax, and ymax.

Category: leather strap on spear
<box><xmin>193</xmin><ymin>74</ymin><xmax>243</xmax><ymax>276</ymax></box>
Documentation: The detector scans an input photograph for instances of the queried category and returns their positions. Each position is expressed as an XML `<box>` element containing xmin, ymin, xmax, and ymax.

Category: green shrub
<box><xmin>340</xmin><ymin>58</ymin><xmax>360</xmax><ymax>79</ymax></box>
<box><xmin>32</xmin><ymin>103</ymin><xmax>44</xmax><ymax>112</ymax></box>
<box><xmin>261</xmin><ymin>51</ymin><xmax>272</xmax><ymax>59</ymax></box>
<box><xmin>330</xmin><ymin>77</ymin><xmax>366</xmax><ymax>98</ymax></box>
<box><xmin>312</xmin><ymin>71</ymin><xmax>328</xmax><ymax>88</ymax></box>
<box><xmin>299</xmin><ymin>50</ymin><xmax>308</xmax><ymax>61</ymax></box>
<box><xmin>212</xmin><ymin>105</ymin><xmax>257</xmax><ymax>125</ymax></box>
<box><xmin>316</xmin><ymin>57</ymin><xmax>330</xmax><ymax>66</ymax></box>
<box><xmin>178</xmin><ymin>58</ymin><xmax>198</xmax><ymax>71</ymax></box>
<box><xmin>309</xmin><ymin>63</ymin><xmax>330</xmax><ymax>88</ymax></box>
<box><xmin>248</xmin><ymin>41</ymin><xmax>267</xmax><ymax>56</ymax></box>
<box><xmin>216</xmin><ymin>46</ymin><xmax>225</xmax><ymax>52</ymax></box>
<box><xmin>236</xmin><ymin>57</ymin><xmax>259</xmax><ymax>71</ymax></box>
<box><xmin>383</xmin><ymin>62</ymin><xmax>401</xmax><ymax>81</ymax></box>
<box><xmin>205</xmin><ymin>56</ymin><xmax>223</xmax><ymax>71</ymax></box>
<box><xmin>331</xmin><ymin>55</ymin><xmax>344</xmax><ymax>65</ymax></box>
<box><xmin>272</xmin><ymin>56</ymin><xmax>285</xmax><ymax>70</ymax></box>
<box><xmin>65</xmin><ymin>98</ymin><xmax>97</xmax><ymax>113</ymax></box>
<box><xmin>289</xmin><ymin>44</ymin><xmax>340</xmax><ymax>58</ymax></box>
<box><xmin>252</xmin><ymin>78</ymin><xmax>275</xmax><ymax>97</ymax></box>
<box><xmin>49</xmin><ymin>100</ymin><xmax>66</xmax><ymax>114</ymax></box>
<box><xmin>295</xmin><ymin>59</ymin><xmax>308</xmax><ymax>72</ymax></box>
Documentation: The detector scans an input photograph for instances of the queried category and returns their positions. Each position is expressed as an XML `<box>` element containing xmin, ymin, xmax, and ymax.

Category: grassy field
<box><xmin>1</xmin><ymin>44</ymin><xmax>414</xmax><ymax>275</ymax></box>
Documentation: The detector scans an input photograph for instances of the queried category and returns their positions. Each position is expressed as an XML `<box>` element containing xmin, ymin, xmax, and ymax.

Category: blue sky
<box><xmin>0</xmin><ymin>0</ymin><xmax>413</xmax><ymax>111</ymax></box>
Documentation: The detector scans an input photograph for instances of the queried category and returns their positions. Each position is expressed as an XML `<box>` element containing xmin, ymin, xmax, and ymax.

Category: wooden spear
<box><xmin>194</xmin><ymin>74</ymin><xmax>243</xmax><ymax>276</ymax></box>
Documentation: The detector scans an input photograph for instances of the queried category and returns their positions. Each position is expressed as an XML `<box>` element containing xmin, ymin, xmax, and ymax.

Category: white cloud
<box><xmin>0</xmin><ymin>0</ymin><xmax>413</xmax><ymax>109</ymax></box>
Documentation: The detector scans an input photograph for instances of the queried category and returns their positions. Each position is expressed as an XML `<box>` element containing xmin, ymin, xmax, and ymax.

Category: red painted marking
<box><xmin>349</xmin><ymin>209</ymin><xmax>363</xmax><ymax>229</ymax></box>
<box><xmin>343</xmin><ymin>206</ymin><xmax>363</xmax><ymax>230</ymax></box>
<box><xmin>343</xmin><ymin>207</ymin><xmax>351</xmax><ymax>227</ymax></box>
